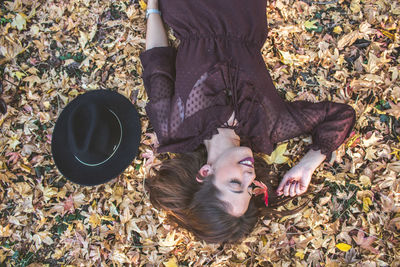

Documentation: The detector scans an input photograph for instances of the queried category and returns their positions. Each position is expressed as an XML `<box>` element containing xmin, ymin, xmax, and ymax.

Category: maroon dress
<box><xmin>140</xmin><ymin>0</ymin><xmax>356</xmax><ymax>158</ymax></box>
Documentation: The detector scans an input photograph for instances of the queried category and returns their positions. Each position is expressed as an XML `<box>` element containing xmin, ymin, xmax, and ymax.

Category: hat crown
<box><xmin>68</xmin><ymin>102</ymin><xmax>122</xmax><ymax>166</ymax></box>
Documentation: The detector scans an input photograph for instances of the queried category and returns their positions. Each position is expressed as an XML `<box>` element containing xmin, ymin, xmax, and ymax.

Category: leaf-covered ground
<box><xmin>0</xmin><ymin>0</ymin><xmax>399</xmax><ymax>266</ymax></box>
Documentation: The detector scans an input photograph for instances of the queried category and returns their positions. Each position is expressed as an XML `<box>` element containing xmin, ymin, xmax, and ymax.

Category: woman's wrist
<box><xmin>298</xmin><ymin>149</ymin><xmax>326</xmax><ymax>171</ymax></box>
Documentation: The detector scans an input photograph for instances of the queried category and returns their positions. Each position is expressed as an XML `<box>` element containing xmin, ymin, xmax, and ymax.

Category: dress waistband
<box><xmin>179</xmin><ymin>33</ymin><xmax>261</xmax><ymax>47</ymax></box>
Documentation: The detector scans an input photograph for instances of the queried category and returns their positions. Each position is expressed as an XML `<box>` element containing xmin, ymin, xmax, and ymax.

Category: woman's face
<box><xmin>210</xmin><ymin>146</ymin><xmax>256</xmax><ymax>217</ymax></box>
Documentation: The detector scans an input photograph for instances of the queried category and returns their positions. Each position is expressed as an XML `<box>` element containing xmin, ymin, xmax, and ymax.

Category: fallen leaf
<box><xmin>338</xmin><ymin>31</ymin><xmax>359</xmax><ymax>50</ymax></box>
<box><xmin>5</xmin><ymin>152</ymin><xmax>21</xmax><ymax>165</ymax></box>
<box><xmin>336</xmin><ymin>243</ymin><xmax>352</xmax><ymax>252</ymax></box>
<box><xmin>253</xmin><ymin>180</ymin><xmax>269</xmax><ymax>206</ymax></box>
<box><xmin>62</xmin><ymin>194</ymin><xmax>75</xmax><ymax>216</ymax></box>
<box><xmin>89</xmin><ymin>214</ymin><xmax>101</xmax><ymax>228</ymax></box>
<box><xmin>14</xmin><ymin>71</ymin><xmax>26</xmax><ymax>80</ymax></box>
<box><xmin>353</xmin><ymin>231</ymin><xmax>379</xmax><ymax>254</ymax></box>
<box><xmin>387</xmin><ymin>161</ymin><xmax>400</xmax><ymax>173</ymax></box>
<box><xmin>163</xmin><ymin>256</ymin><xmax>178</xmax><ymax>267</ymax></box>
<box><xmin>333</xmin><ymin>26</ymin><xmax>343</xmax><ymax>34</ymax></box>
<box><xmin>11</xmin><ymin>13</ymin><xmax>27</xmax><ymax>30</ymax></box>
<box><xmin>139</xmin><ymin>0</ymin><xmax>147</xmax><ymax>10</ymax></box>
<box><xmin>295</xmin><ymin>251</ymin><xmax>305</xmax><ymax>259</ymax></box>
<box><xmin>263</xmin><ymin>143</ymin><xmax>289</xmax><ymax>164</ymax></box>
<box><xmin>304</xmin><ymin>20</ymin><xmax>318</xmax><ymax>31</ymax></box>
<box><xmin>362</xmin><ymin>197</ymin><xmax>372</xmax><ymax>212</ymax></box>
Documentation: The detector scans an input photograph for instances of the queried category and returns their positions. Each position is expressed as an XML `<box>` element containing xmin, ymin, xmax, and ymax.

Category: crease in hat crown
<box><xmin>51</xmin><ymin>89</ymin><xmax>141</xmax><ymax>186</ymax></box>
<box><xmin>73</xmin><ymin>108</ymin><xmax>123</xmax><ymax>167</ymax></box>
<box><xmin>68</xmin><ymin>102</ymin><xmax>123</xmax><ymax>167</ymax></box>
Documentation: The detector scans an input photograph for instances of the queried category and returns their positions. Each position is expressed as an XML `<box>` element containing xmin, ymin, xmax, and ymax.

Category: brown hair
<box><xmin>145</xmin><ymin>146</ymin><xmax>306</xmax><ymax>243</ymax></box>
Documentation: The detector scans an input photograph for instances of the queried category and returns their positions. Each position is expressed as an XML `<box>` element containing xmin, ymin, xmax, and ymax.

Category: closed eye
<box><xmin>230</xmin><ymin>179</ymin><xmax>241</xmax><ymax>185</ymax></box>
<box><xmin>229</xmin><ymin>179</ymin><xmax>243</xmax><ymax>192</ymax></box>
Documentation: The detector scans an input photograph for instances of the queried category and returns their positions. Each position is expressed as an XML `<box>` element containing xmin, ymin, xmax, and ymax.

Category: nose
<box><xmin>242</xmin><ymin>169</ymin><xmax>255</xmax><ymax>183</ymax></box>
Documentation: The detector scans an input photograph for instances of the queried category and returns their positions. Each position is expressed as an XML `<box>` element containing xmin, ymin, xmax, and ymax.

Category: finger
<box><xmin>277</xmin><ymin>175</ymin><xmax>290</xmax><ymax>193</ymax></box>
<box><xmin>295</xmin><ymin>182</ymin><xmax>301</xmax><ymax>195</ymax></box>
<box><xmin>289</xmin><ymin>182</ymin><xmax>296</xmax><ymax>197</ymax></box>
<box><xmin>283</xmin><ymin>182</ymin><xmax>290</xmax><ymax>196</ymax></box>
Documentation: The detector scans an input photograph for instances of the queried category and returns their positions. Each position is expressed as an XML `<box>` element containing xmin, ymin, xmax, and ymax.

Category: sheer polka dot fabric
<box><xmin>140</xmin><ymin>47</ymin><xmax>356</xmax><ymax>157</ymax></box>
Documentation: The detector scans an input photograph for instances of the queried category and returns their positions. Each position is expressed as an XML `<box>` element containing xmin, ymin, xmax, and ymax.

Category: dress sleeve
<box><xmin>140</xmin><ymin>46</ymin><xmax>177</xmax><ymax>147</ymax></box>
<box><xmin>270</xmin><ymin>101</ymin><xmax>356</xmax><ymax>159</ymax></box>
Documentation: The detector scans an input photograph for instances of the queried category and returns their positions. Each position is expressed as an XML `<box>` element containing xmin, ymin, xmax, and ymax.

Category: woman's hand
<box><xmin>276</xmin><ymin>163</ymin><xmax>313</xmax><ymax>197</ymax></box>
<box><xmin>276</xmin><ymin>149</ymin><xmax>326</xmax><ymax>197</ymax></box>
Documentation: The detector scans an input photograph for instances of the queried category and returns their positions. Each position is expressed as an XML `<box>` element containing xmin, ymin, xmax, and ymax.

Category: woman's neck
<box><xmin>203</xmin><ymin>128</ymin><xmax>240</xmax><ymax>164</ymax></box>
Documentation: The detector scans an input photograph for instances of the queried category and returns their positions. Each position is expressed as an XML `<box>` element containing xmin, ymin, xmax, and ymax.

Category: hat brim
<box><xmin>51</xmin><ymin>90</ymin><xmax>141</xmax><ymax>186</ymax></box>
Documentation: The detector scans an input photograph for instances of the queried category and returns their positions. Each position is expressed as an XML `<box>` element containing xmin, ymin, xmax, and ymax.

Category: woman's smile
<box><xmin>238</xmin><ymin>157</ymin><xmax>254</xmax><ymax>168</ymax></box>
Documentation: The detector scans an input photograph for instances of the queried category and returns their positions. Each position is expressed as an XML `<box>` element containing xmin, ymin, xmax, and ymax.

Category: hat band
<box><xmin>74</xmin><ymin>109</ymin><xmax>123</xmax><ymax>167</ymax></box>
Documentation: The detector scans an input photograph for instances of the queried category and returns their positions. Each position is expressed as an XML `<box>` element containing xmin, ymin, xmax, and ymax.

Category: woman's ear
<box><xmin>197</xmin><ymin>164</ymin><xmax>213</xmax><ymax>183</ymax></box>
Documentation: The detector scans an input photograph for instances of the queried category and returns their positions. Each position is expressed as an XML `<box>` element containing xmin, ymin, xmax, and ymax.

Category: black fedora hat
<box><xmin>51</xmin><ymin>90</ymin><xmax>141</xmax><ymax>186</ymax></box>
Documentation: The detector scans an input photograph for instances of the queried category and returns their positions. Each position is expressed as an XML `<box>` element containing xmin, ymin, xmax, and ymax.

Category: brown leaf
<box><xmin>62</xmin><ymin>194</ymin><xmax>75</xmax><ymax>216</ymax></box>
<box><xmin>337</xmin><ymin>31</ymin><xmax>359</xmax><ymax>50</ymax></box>
<box><xmin>352</xmin><ymin>231</ymin><xmax>379</xmax><ymax>254</ymax></box>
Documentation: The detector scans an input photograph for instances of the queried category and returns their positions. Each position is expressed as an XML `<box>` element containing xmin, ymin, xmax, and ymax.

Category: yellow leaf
<box><xmin>333</xmin><ymin>26</ymin><xmax>343</xmax><ymax>34</ymax></box>
<box><xmin>163</xmin><ymin>256</ymin><xmax>178</xmax><ymax>267</ymax></box>
<box><xmin>304</xmin><ymin>20</ymin><xmax>318</xmax><ymax>31</ymax></box>
<box><xmin>278</xmin><ymin>50</ymin><xmax>310</xmax><ymax>67</ymax></box>
<box><xmin>363</xmin><ymin>197</ymin><xmax>372</xmax><ymax>212</ymax></box>
<box><xmin>139</xmin><ymin>0</ymin><xmax>147</xmax><ymax>10</ymax></box>
<box><xmin>263</xmin><ymin>143</ymin><xmax>289</xmax><ymax>164</ymax></box>
<box><xmin>43</xmin><ymin>187</ymin><xmax>57</xmax><ymax>202</ymax></box>
<box><xmin>11</xmin><ymin>13</ymin><xmax>27</xmax><ymax>30</ymax></box>
<box><xmin>261</xmin><ymin>235</ymin><xmax>267</xmax><ymax>246</ymax></box>
<box><xmin>346</xmin><ymin>133</ymin><xmax>360</xmax><ymax>148</ymax></box>
<box><xmin>20</xmin><ymin>163</ymin><xmax>31</xmax><ymax>173</ymax></box>
<box><xmin>380</xmin><ymin>29</ymin><xmax>395</xmax><ymax>40</ymax></box>
<box><xmin>15</xmin><ymin>71</ymin><xmax>26</xmax><ymax>80</ymax></box>
<box><xmin>336</xmin><ymin>243</ymin><xmax>352</xmax><ymax>252</ymax></box>
<box><xmin>0</xmin><ymin>224</ymin><xmax>12</xmax><ymax>237</ymax></box>
<box><xmin>295</xmin><ymin>251</ymin><xmax>305</xmax><ymax>259</ymax></box>
<box><xmin>100</xmin><ymin>215</ymin><xmax>114</xmax><ymax>221</ymax></box>
<box><xmin>285</xmin><ymin>91</ymin><xmax>296</xmax><ymax>101</ymax></box>
<box><xmin>89</xmin><ymin>214</ymin><xmax>101</xmax><ymax>228</ymax></box>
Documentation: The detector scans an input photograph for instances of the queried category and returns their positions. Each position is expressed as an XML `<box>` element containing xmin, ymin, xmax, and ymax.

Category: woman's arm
<box><xmin>276</xmin><ymin>149</ymin><xmax>326</xmax><ymax>197</ymax></box>
<box><xmin>145</xmin><ymin>0</ymin><xmax>168</xmax><ymax>50</ymax></box>
<box><xmin>270</xmin><ymin>100</ymin><xmax>356</xmax><ymax>197</ymax></box>
<box><xmin>140</xmin><ymin>0</ymin><xmax>177</xmax><ymax>149</ymax></box>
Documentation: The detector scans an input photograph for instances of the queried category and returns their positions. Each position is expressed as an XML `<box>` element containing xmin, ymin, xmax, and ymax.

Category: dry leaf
<box><xmin>163</xmin><ymin>256</ymin><xmax>178</xmax><ymax>267</ymax></box>
<box><xmin>353</xmin><ymin>231</ymin><xmax>379</xmax><ymax>254</ymax></box>
<box><xmin>0</xmin><ymin>0</ymin><xmax>397</xmax><ymax>265</ymax></box>
<box><xmin>11</xmin><ymin>13</ymin><xmax>27</xmax><ymax>30</ymax></box>
<box><xmin>336</xmin><ymin>243</ymin><xmax>352</xmax><ymax>252</ymax></box>
<box><xmin>263</xmin><ymin>143</ymin><xmax>289</xmax><ymax>164</ymax></box>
